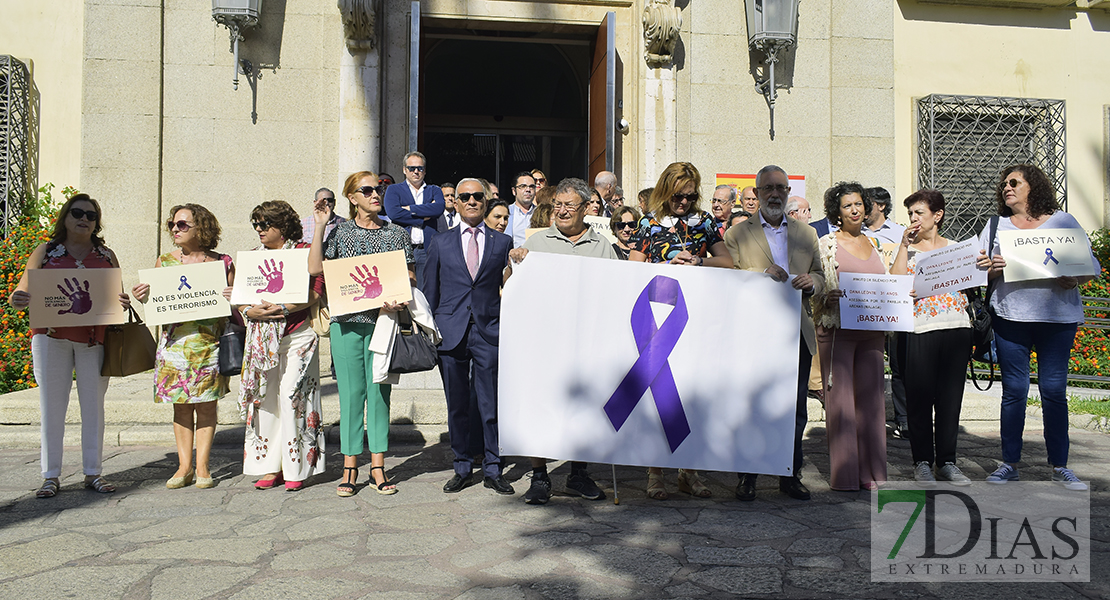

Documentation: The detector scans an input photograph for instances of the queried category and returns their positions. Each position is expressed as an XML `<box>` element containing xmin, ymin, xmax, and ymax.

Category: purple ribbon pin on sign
<box><xmin>604</xmin><ymin>275</ymin><xmax>692</xmax><ymax>453</ymax></box>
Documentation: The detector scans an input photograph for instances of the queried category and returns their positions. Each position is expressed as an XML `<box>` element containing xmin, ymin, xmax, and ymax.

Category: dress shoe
<box><xmin>443</xmin><ymin>472</ymin><xmax>472</xmax><ymax>493</ymax></box>
<box><xmin>735</xmin><ymin>474</ymin><xmax>757</xmax><ymax>501</ymax></box>
<box><xmin>779</xmin><ymin>476</ymin><xmax>811</xmax><ymax>500</ymax></box>
<box><xmin>483</xmin><ymin>475</ymin><xmax>515</xmax><ymax>495</ymax></box>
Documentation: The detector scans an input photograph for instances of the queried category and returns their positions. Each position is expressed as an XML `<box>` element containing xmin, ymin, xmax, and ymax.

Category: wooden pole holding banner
<box><xmin>612</xmin><ymin>464</ymin><xmax>619</xmax><ymax>505</ymax></box>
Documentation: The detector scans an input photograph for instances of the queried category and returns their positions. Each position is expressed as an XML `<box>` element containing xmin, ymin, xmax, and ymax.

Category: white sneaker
<box><xmin>1052</xmin><ymin>467</ymin><xmax>1088</xmax><ymax>491</ymax></box>
<box><xmin>913</xmin><ymin>461</ymin><xmax>936</xmax><ymax>486</ymax></box>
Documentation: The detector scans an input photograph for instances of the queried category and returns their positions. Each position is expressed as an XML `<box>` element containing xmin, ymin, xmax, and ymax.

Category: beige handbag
<box><xmin>101</xmin><ymin>305</ymin><xmax>157</xmax><ymax>376</ymax></box>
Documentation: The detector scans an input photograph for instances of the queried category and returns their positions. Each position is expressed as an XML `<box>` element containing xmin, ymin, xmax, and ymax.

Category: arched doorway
<box><xmin>420</xmin><ymin>30</ymin><xmax>591</xmax><ymax>193</ymax></box>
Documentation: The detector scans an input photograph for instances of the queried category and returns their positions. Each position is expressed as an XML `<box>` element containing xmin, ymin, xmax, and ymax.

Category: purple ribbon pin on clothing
<box><xmin>604</xmin><ymin>275</ymin><xmax>692</xmax><ymax>453</ymax></box>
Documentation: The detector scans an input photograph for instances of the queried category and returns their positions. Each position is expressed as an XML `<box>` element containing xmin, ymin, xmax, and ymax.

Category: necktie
<box><xmin>466</xmin><ymin>227</ymin><xmax>480</xmax><ymax>279</ymax></box>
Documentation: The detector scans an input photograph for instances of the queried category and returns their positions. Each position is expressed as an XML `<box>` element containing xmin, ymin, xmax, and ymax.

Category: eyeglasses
<box><xmin>319</xmin><ymin>197</ymin><xmax>335</xmax><ymax>203</ymax></box>
<box><xmin>758</xmin><ymin>184</ymin><xmax>790</xmax><ymax>194</ymax></box>
<box><xmin>251</xmin><ymin>220</ymin><xmax>272</xmax><ymax>231</ymax></box>
<box><xmin>515</xmin><ymin>184</ymin><xmax>537</xmax><ymax>191</ymax></box>
<box><xmin>405</xmin><ymin>165</ymin><xmax>426</xmax><ymax>173</ymax></box>
<box><xmin>671</xmin><ymin>193</ymin><xmax>699</xmax><ymax>203</ymax></box>
<box><xmin>166</xmin><ymin>220</ymin><xmax>193</xmax><ymax>232</ymax></box>
<box><xmin>613</xmin><ymin>221</ymin><xmax>637</xmax><ymax>230</ymax></box>
<box><xmin>69</xmin><ymin>207</ymin><xmax>98</xmax><ymax>221</ymax></box>
<box><xmin>552</xmin><ymin>202</ymin><xmax>582</xmax><ymax>212</ymax></box>
<box><xmin>355</xmin><ymin>185</ymin><xmax>385</xmax><ymax>197</ymax></box>
<box><xmin>457</xmin><ymin>192</ymin><xmax>486</xmax><ymax>203</ymax></box>
<box><xmin>711</xmin><ymin>198</ymin><xmax>732</xmax><ymax>205</ymax></box>
<box><xmin>1004</xmin><ymin>178</ymin><xmax>1023</xmax><ymax>189</ymax></box>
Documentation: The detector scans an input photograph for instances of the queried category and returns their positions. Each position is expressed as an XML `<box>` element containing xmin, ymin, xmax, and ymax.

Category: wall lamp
<box><xmin>212</xmin><ymin>0</ymin><xmax>262</xmax><ymax>90</ymax></box>
<box><xmin>745</xmin><ymin>0</ymin><xmax>800</xmax><ymax>140</ymax></box>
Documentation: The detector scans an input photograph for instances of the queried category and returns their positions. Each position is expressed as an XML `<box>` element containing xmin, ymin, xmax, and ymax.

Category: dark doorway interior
<box><xmin>421</xmin><ymin>31</ymin><xmax>590</xmax><ymax>193</ymax></box>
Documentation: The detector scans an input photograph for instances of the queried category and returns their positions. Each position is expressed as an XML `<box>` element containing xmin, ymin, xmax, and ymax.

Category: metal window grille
<box><xmin>917</xmin><ymin>94</ymin><xmax>1066</xmax><ymax>241</ymax></box>
<box><xmin>0</xmin><ymin>55</ymin><xmax>31</xmax><ymax>238</ymax></box>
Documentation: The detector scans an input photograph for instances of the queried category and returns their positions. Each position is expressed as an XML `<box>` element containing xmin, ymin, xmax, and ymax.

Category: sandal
<box><xmin>84</xmin><ymin>476</ymin><xmax>116</xmax><ymax>494</ymax></box>
<box><xmin>370</xmin><ymin>466</ymin><xmax>397</xmax><ymax>495</ymax></box>
<box><xmin>36</xmin><ymin>478</ymin><xmax>60</xmax><ymax>499</ymax></box>
<box><xmin>677</xmin><ymin>469</ymin><xmax>712</xmax><ymax>498</ymax></box>
<box><xmin>337</xmin><ymin>467</ymin><xmax>358</xmax><ymax>498</ymax></box>
<box><xmin>646</xmin><ymin>470</ymin><xmax>668</xmax><ymax>500</ymax></box>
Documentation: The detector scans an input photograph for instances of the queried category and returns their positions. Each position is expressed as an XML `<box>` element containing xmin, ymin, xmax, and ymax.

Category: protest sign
<box><xmin>230</xmin><ymin>248</ymin><xmax>310</xmax><ymax>304</ymax></box>
<box><xmin>500</xmin><ymin>253</ymin><xmax>802</xmax><ymax>475</ymax></box>
<box><xmin>29</xmin><ymin>268</ymin><xmax>126</xmax><ymax>328</ymax></box>
<box><xmin>998</xmin><ymin>228</ymin><xmax>1097</xmax><ymax>282</ymax></box>
<box><xmin>322</xmin><ymin>250</ymin><xmax>412</xmax><ymax>317</ymax></box>
<box><xmin>137</xmin><ymin>261</ymin><xmax>231</xmax><ymax>326</ymax></box>
<box><xmin>911</xmin><ymin>238</ymin><xmax>987</xmax><ymax>298</ymax></box>
<box><xmin>584</xmin><ymin>215</ymin><xmax>617</xmax><ymax>244</ymax></box>
<box><xmin>838</xmin><ymin>273</ymin><xmax>913</xmax><ymax>332</ymax></box>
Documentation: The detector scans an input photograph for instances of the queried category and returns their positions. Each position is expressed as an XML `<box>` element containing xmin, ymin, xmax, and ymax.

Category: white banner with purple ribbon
<box><xmin>998</xmin><ymin>228</ymin><xmax>1098</xmax><ymax>282</ymax></box>
<box><xmin>499</xmin><ymin>252</ymin><xmax>802</xmax><ymax>475</ymax></box>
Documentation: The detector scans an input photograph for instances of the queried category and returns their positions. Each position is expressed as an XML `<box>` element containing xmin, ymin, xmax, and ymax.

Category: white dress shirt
<box><xmin>458</xmin><ymin>220</ymin><xmax>487</xmax><ymax>267</ymax></box>
<box><xmin>759</xmin><ymin>211</ymin><xmax>790</xmax><ymax>272</ymax></box>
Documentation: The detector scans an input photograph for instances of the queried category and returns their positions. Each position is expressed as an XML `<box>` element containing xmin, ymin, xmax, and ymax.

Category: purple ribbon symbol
<box><xmin>604</xmin><ymin>275</ymin><xmax>692</xmax><ymax>453</ymax></box>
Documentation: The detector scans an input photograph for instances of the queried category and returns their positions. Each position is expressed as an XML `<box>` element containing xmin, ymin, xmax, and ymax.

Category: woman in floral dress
<box><xmin>132</xmin><ymin>204</ymin><xmax>233</xmax><ymax>489</ymax></box>
<box><xmin>235</xmin><ymin>201</ymin><xmax>326</xmax><ymax>491</ymax></box>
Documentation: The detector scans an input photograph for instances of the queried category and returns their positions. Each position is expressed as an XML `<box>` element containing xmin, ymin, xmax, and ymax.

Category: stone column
<box><xmin>641</xmin><ymin>0</ymin><xmax>681</xmax><ymax>188</ymax></box>
<box><xmin>338</xmin><ymin>0</ymin><xmax>379</xmax><ymax>175</ymax></box>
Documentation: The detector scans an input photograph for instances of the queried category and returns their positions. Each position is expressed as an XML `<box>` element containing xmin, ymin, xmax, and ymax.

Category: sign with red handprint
<box><xmin>322</xmin><ymin>250</ymin><xmax>412</xmax><ymax>317</ymax></box>
<box><xmin>29</xmin><ymin>268</ymin><xmax>127</xmax><ymax>328</ymax></box>
<box><xmin>231</xmin><ymin>248</ymin><xmax>310</xmax><ymax>304</ymax></box>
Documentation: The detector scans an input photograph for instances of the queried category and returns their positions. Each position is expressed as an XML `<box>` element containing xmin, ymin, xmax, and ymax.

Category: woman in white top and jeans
<box><xmin>976</xmin><ymin>164</ymin><xmax>1100</xmax><ymax>490</ymax></box>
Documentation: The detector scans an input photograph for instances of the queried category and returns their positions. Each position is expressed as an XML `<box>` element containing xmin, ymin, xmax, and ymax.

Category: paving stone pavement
<box><xmin>0</xmin><ymin>418</ymin><xmax>1106</xmax><ymax>600</ymax></box>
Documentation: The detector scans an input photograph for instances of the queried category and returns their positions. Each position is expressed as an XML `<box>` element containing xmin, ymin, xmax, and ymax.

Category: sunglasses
<box><xmin>251</xmin><ymin>220</ymin><xmax>272</xmax><ymax>231</ymax></box>
<box><xmin>534</xmin><ymin>177</ymin><xmax>546</xmax><ymax>184</ymax></box>
<box><xmin>614</xmin><ymin>221</ymin><xmax>637</xmax><ymax>230</ymax></box>
<box><xmin>166</xmin><ymin>220</ymin><xmax>193</xmax><ymax>232</ymax></box>
<box><xmin>671</xmin><ymin>193</ymin><xmax>699</xmax><ymax>203</ymax></box>
<box><xmin>405</xmin><ymin>165</ymin><xmax>426</xmax><ymax>173</ymax></box>
<box><xmin>356</xmin><ymin>185</ymin><xmax>385</xmax><ymax>197</ymax></box>
<box><xmin>69</xmin><ymin>207</ymin><xmax>99</xmax><ymax>221</ymax></box>
<box><xmin>457</xmin><ymin>192</ymin><xmax>486</xmax><ymax>203</ymax></box>
<box><xmin>1004</xmin><ymin>178</ymin><xmax>1023</xmax><ymax>189</ymax></box>
<box><xmin>378</xmin><ymin>178</ymin><xmax>393</xmax><ymax>185</ymax></box>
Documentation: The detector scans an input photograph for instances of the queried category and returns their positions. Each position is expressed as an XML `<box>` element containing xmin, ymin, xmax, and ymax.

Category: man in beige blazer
<box><xmin>723</xmin><ymin>165</ymin><xmax>824</xmax><ymax>502</ymax></box>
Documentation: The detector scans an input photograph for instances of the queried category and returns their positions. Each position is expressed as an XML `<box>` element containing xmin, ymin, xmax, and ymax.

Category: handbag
<box><xmin>309</xmin><ymin>300</ymin><xmax>331</xmax><ymax>337</ymax></box>
<box><xmin>968</xmin><ymin>216</ymin><xmax>999</xmax><ymax>390</ymax></box>
<box><xmin>101</xmin><ymin>305</ymin><xmax>157</xmax><ymax>377</ymax></box>
<box><xmin>218</xmin><ymin>322</ymin><xmax>247</xmax><ymax>376</ymax></box>
<box><xmin>388</xmin><ymin>308</ymin><xmax>438</xmax><ymax>374</ymax></box>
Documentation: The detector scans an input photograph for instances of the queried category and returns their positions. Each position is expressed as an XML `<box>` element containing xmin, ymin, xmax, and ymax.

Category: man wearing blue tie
<box><xmin>383</xmin><ymin>151</ymin><xmax>446</xmax><ymax>290</ymax></box>
<box><xmin>423</xmin><ymin>177</ymin><xmax>515</xmax><ymax>495</ymax></box>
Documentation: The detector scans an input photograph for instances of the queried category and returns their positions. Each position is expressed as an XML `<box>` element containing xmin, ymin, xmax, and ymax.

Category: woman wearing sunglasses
<box><xmin>237</xmin><ymin>201</ymin><xmax>326</xmax><ymax>492</ymax></box>
<box><xmin>9</xmin><ymin>194</ymin><xmax>132</xmax><ymax>498</ymax></box>
<box><xmin>629</xmin><ymin>162</ymin><xmax>732</xmax><ymax>500</ymax></box>
<box><xmin>609</xmin><ymin>206</ymin><xmax>641</xmax><ymax>260</ymax></box>
<box><xmin>131</xmin><ymin>204</ymin><xmax>234</xmax><ymax>489</ymax></box>
<box><xmin>976</xmin><ymin>164</ymin><xmax>1100</xmax><ymax>491</ymax></box>
<box><xmin>309</xmin><ymin>171</ymin><xmax>414</xmax><ymax>497</ymax></box>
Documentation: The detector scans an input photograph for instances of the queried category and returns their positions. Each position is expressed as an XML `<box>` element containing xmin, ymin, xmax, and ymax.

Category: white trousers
<box><xmin>32</xmin><ymin>334</ymin><xmax>109</xmax><ymax>479</ymax></box>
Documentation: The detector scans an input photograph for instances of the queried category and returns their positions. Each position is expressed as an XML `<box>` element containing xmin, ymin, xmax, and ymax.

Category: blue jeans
<box><xmin>992</xmin><ymin>316</ymin><xmax>1077</xmax><ymax>467</ymax></box>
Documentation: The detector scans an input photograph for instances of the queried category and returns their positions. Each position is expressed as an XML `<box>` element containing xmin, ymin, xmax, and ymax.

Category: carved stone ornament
<box><xmin>643</xmin><ymin>0</ymin><xmax>681</xmax><ymax>68</ymax></box>
<box><xmin>338</xmin><ymin>0</ymin><xmax>376</xmax><ymax>50</ymax></box>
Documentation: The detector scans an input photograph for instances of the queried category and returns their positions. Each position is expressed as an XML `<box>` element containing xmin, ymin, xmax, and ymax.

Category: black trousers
<box><xmin>887</xmin><ymin>332</ymin><xmax>908</xmax><ymax>426</ymax></box>
<box><xmin>904</xmin><ymin>327</ymin><xmax>972</xmax><ymax>465</ymax></box>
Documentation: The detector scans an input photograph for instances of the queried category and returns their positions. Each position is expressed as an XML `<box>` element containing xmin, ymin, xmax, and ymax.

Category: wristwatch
<box><xmin>281</xmin><ymin>304</ymin><xmax>290</xmax><ymax>317</ymax></box>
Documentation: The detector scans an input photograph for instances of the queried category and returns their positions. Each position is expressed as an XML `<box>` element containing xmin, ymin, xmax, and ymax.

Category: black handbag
<box><xmin>218</xmin><ymin>322</ymin><xmax>246</xmax><ymax>376</ymax></box>
<box><xmin>968</xmin><ymin>216</ymin><xmax>999</xmax><ymax>390</ymax></box>
<box><xmin>101</xmin><ymin>305</ymin><xmax>157</xmax><ymax>377</ymax></box>
<box><xmin>388</xmin><ymin>309</ymin><xmax>438</xmax><ymax>374</ymax></box>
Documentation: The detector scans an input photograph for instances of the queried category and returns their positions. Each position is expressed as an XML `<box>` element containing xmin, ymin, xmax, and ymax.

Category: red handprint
<box><xmin>350</xmin><ymin>264</ymin><xmax>383</xmax><ymax>301</ymax></box>
<box><xmin>57</xmin><ymin>277</ymin><xmax>93</xmax><ymax>315</ymax></box>
<box><xmin>257</xmin><ymin>258</ymin><xmax>285</xmax><ymax>293</ymax></box>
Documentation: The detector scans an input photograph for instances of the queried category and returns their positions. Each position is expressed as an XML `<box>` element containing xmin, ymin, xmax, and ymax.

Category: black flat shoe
<box><xmin>443</xmin><ymin>472</ymin><xmax>472</xmax><ymax>493</ymax></box>
<box><xmin>779</xmin><ymin>476</ymin><xmax>811</xmax><ymax>501</ymax></box>
<box><xmin>483</xmin><ymin>475</ymin><xmax>515</xmax><ymax>495</ymax></box>
<box><xmin>735</xmin><ymin>474</ymin><xmax>757</xmax><ymax>502</ymax></box>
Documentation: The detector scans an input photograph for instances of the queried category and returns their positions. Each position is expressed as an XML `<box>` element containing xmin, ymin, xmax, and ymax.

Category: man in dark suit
<box><xmin>723</xmin><ymin>164</ymin><xmax>824</xmax><ymax>502</ymax></box>
<box><xmin>383</xmin><ymin>151</ymin><xmax>445</xmax><ymax>290</ymax></box>
<box><xmin>424</xmin><ymin>177</ymin><xmax>515</xmax><ymax>496</ymax></box>
<box><xmin>436</xmin><ymin>182</ymin><xmax>458</xmax><ymax>232</ymax></box>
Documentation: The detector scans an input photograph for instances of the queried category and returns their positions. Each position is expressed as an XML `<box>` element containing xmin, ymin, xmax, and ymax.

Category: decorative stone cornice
<box><xmin>338</xmin><ymin>0</ymin><xmax>376</xmax><ymax>51</ymax></box>
<box><xmin>643</xmin><ymin>0</ymin><xmax>681</xmax><ymax>68</ymax></box>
